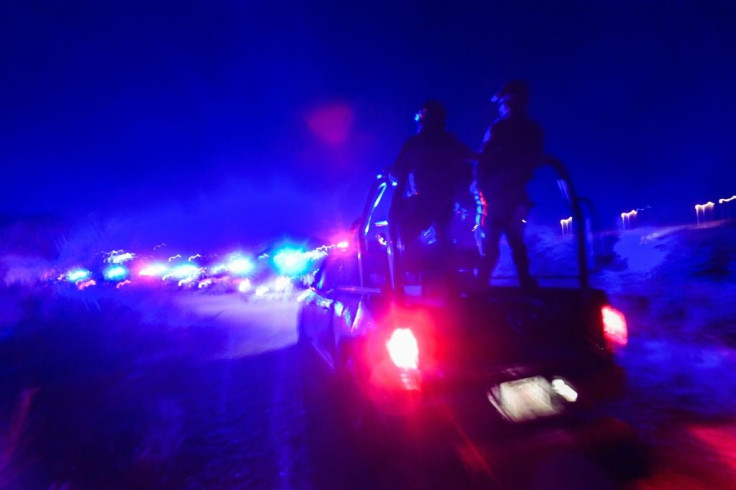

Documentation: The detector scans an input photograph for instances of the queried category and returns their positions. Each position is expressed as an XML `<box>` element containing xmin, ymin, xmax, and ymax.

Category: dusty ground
<box><xmin>1</xmin><ymin>222</ymin><xmax>735</xmax><ymax>489</ymax></box>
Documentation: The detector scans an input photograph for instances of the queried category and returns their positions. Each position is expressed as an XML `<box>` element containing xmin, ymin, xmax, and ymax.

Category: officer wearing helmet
<box><xmin>388</xmin><ymin>100</ymin><xmax>476</xmax><ymax>290</ymax></box>
<box><xmin>477</xmin><ymin>80</ymin><xmax>544</xmax><ymax>289</ymax></box>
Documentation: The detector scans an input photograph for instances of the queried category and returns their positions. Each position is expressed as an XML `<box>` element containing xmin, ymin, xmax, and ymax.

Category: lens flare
<box><xmin>228</xmin><ymin>255</ymin><xmax>255</xmax><ymax>276</ymax></box>
<box><xmin>66</xmin><ymin>268</ymin><xmax>91</xmax><ymax>282</ymax></box>
<box><xmin>238</xmin><ymin>278</ymin><xmax>252</xmax><ymax>293</ymax></box>
<box><xmin>139</xmin><ymin>263</ymin><xmax>168</xmax><ymax>278</ymax></box>
<box><xmin>386</xmin><ymin>328</ymin><xmax>419</xmax><ymax>370</ymax></box>
<box><xmin>602</xmin><ymin>305</ymin><xmax>628</xmax><ymax>348</ymax></box>
<box><xmin>77</xmin><ymin>279</ymin><xmax>96</xmax><ymax>290</ymax></box>
<box><xmin>107</xmin><ymin>252</ymin><xmax>135</xmax><ymax>264</ymax></box>
<box><xmin>165</xmin><ymin>264</ymin><xmax>201</xmax><ymax>281</ymax></box>
<box><xmin>273</xmin><ymin>276</ymin><xmax>291</xmax><ymax>291</ymax></box>
<box><xmin>103</xmin><ymin>265</ymin><xmax>129</xmax><ymax>282</ymax></box>
<box><xmin>560</xmin><ymin>216</ymin><xmax>573</xmax><ymax>235</ymax></box>
<box><xmin>273</xmin><ymin>248</ymin><xmax>310</xmax><ymax>276</ymax></box>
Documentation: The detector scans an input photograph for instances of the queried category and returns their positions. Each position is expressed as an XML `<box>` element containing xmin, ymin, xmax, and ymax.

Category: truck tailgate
<box><xmin>418</xmin><ymin>287</ymin><xmax>611</xmax><ymax>372</ymax></box>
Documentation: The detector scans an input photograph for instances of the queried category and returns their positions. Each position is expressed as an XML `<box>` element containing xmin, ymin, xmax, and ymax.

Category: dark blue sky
<box><xmin>2</xmin><ymin>1</ymin><xmax>735</xmax><ymax>246</ymax></box>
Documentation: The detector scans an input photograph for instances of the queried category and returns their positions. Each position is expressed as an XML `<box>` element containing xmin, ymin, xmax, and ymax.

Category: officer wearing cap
<box><xmin>477</xmin><ymin>80</ymin><xmax>544</xmax><ymax>289</ymax></box>
<box><xmin>388</xmin><ymin>100</ymin><xmax>476</xmax><ymax>291</ymax></box>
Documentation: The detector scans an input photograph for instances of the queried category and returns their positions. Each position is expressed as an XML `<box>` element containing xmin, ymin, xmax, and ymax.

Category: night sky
<box><xmin>3</xmin><ymin>1</ymin><xmax>735</xmax><ymax>248</ymax></box>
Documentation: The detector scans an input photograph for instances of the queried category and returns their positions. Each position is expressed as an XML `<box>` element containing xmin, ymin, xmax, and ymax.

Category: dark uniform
<box><xmin>477</xmin><ymin>82</ymin><xmax>543</xmax><ymax>288</ymax></box>
<box><xmin>389</xmin><ymin>101</ymin><xmax>475</xmax><ymax>290</ymax></box>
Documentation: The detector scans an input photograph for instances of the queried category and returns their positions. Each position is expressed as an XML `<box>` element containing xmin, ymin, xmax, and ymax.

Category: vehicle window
<box><xmin>340</xmin><ymin>253</ymin><xmax>360</xmax><ymax>287</ymax></box>
<box><xmin>314</xmin><ymin>252</ymin><xmax>361</xmax><ymax>291</ymax></box>
<box><xmin>314</xmin><ymin>258</ymin><xmax>337</xmax><ymax>291</ymax></box>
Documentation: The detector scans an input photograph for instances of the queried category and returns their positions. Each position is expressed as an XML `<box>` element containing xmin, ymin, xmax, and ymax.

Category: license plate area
<box><xmin>488</xmin><ymin>376</ymin><xmax>563</xmax><ymax>422</ymax></box>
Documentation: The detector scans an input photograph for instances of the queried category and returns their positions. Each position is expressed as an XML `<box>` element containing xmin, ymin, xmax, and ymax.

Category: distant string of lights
<box><xmin>50</xmin><ymin>238</ymin><xmax>353</xmax><ymax>293</ymax></box>
<box><xmin>558</xmin><ymin>194</ymin><xmax>734</xmax><ymax>234</ymax></box>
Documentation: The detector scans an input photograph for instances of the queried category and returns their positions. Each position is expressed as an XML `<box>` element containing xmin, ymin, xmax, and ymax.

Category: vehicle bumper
<box><xmin>364</xmin><ymin>359</ymin><xmax>626</xmax><ymax>429</ymax></box>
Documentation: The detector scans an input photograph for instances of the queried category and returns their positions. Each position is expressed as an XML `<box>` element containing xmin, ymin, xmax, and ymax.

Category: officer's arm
<box><xmin>482</xmin><ymin>123</ymin><xmax>503</xmax><ymax>157</ymax></box>
<box><xmin>389</xmin><ymin>139</ymin><xmax>413</xmax><ymax>177</ymax></box>
<box><xmin>388</xmin><ymin>140</ymin><xmax>413</xmax><ymax>193</ymax></box>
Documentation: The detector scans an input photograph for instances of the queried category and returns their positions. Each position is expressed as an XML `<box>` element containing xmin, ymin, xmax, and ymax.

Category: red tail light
<box><xmin>602</xmin><ymin>305</ymin><xmax>628</xmax><ymax>349</ymax></box>
<box><xmin>386</xmin><ymin>328</ymin><xmax>419</xmax><ymax>370</ymax></box>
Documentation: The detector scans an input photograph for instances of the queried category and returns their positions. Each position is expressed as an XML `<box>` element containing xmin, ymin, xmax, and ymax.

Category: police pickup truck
<box><xmin>297</xmin><ymin>160</ymin><xmax>631</xmax><ymax>475</ymax></box>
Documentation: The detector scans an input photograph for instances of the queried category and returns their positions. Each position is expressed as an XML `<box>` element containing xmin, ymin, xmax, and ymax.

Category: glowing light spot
<box><xmin>490</xmin><ymin>377</ymin><xmax>561</xmax><ymax>422</ymax></box>
<box><xmin>107</xmin><ymin>252</ymin><xmax>135</xmax><ymax>264</ymax></box>
<box><xmin>621</xmin><ymin>209</ymin><xmax>638</xmax><ymax>230</ymax></box>
<box><xmin>77</xmin><ymin>279</ymin><xmax>96</xmax><ymax>290</ymax></box>
<box><xmin>303</xmin><ymin>249</ymin><xmax>328</xmax><ymax>260</ymax></box>
<box><xmin>210</xmin><ymin>264</ymin><xmax>228</xmax><ymax>275</ymax></box>
<box><xmin>386</xmin><ymin>328</ymin><xmax>419</xmax><ymax>370</ymax></box>
<box><xmin>602</xmin><ymin>305</ymin><xmax>628</xmax><ymax>348</ymax></box>
<box><xmin>198</xmin><ymin>279</ymin><xmax>213</xmax><ymax>289</ymax></box>
<box><xmin>103</xmin><ymin>265</ymin><xmax>129</xmax><ymax>282</ymax></box>
<box><xmin>165</xmin><ymin>264</ymin><xmax>202</xmax><ymax>281</ymax></box>
<box><xmin>336</xmin><ymin>240</ymin><xmax>349</xmax><ymax>249</ymax></box>
<box><xmin>719</xmin><ymin>195</ymin><xmax>736</xmax><ymax>204</ymax></box>
<box><xmin>273</xmin><ymin>248</ymin><xmax>310</xmax><ymax>276</ymax></box>
<box><xmin>560</xmin><ymin>216</ymin><xmax>573</xmax><ymax>235</ymax></box>
<box><xmin>139</xmin><ymin>263</ymin><xmax>168</xmax><ymax>277</ymax></box>
<box><xmin>168</xmin><ymin>254</ymin><xmax>182</xmax><ymax>262</ymax></box>
<box><xmin>116</xmin><ymin>280</ymin><xmax>132</xmax><ymax>289</ymax></box>
<box><xmin>227</xmin><ymin>255</ymin><xmax>255</xmax><ymax>276</ymax></box>
<box><xmin>66</xmin><ymin>268</ymin><xmax>91</xmax><ymax>282</ymax></box>
<box><xmin>255</xmin><ymin>285</ymin><xmax>269</xmax><ymax>296</ymax></box>
<box><xmin>188</xmin><ymin>254</ymin><xmax>202</xmax><ymax>262</ymax></box>
<box><xmin>273</xmin><ymin>276</ymin><xmax>291</xmax><ymax>291</ymax></box>
<box><xmin>551</xmin><ymin>378</ymin><xmax>579</xmax><ymax>403</ymax></box>
<box><xmin>306</xmin><ymin>103</ymin><xmax>354</xmax><ymax>145</ymax></box>
<box><xmin>238</xmin><ymin>278</ymin><xmax>252</xmax><ymax>293</ymax></box>
<box><xmin>695</xmin><ymin>201</ymin><xmax>716</xmax><ymax>225</ymax></box>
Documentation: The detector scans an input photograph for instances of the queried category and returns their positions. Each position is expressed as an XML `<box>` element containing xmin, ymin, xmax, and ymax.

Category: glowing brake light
<box><xmin>386</xmin><ymin>328</ymin><xmax>419</xmax><ymax>370</ymax></box>
<box><xmin>602</xmin><ymin>305</ymin><xmax>628</xmax><ymax>349</ymax></box>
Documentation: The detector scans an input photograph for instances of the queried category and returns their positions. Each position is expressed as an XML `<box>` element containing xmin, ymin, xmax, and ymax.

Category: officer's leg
<box><xmin>434</xmin><ymin>203</ymin><xmax>455</xmax><ymax>261</ymax></box>
<box><xmin>506</xmin><ymin>207</ymin><xmax>536</xmax><ymax>288</ymax></box>
<box><xmin>433</xmin><ymin>202</ymin><xmax>457</xmax><ymax>289</ymax></box>
<box><xmin>388</xmin><ymin>200</ymin><xmax>406</xmax><ymax>296</ymax></box>
<box><xmin>479</xmin><ymin>219</ymin><xmax>503</xmax><ymax>287</ymax></box>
